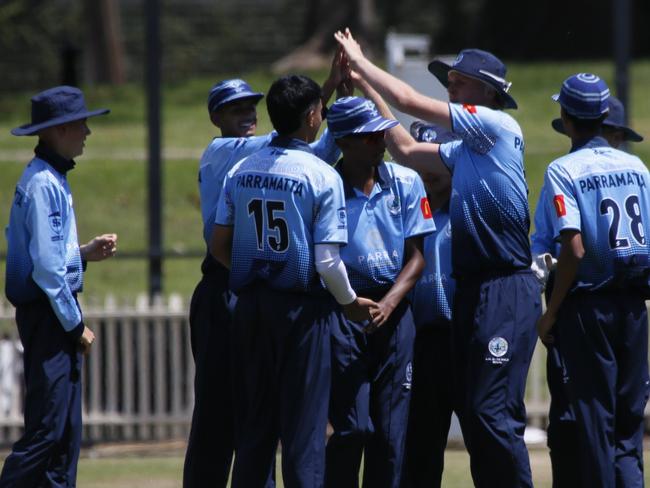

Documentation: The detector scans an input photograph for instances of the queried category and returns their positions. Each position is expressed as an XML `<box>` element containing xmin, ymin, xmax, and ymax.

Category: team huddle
<box><xmin>2</xmin><ymin>27</ymin><xmax>650</xmax><ymax>488</ymax></box>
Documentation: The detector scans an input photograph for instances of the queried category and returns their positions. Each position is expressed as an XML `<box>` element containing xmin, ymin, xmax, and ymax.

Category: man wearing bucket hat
<box><xmin>335</xmin><ymin>30</ymin><xmax>540</xmax><ymax>487</ymax></box>
<box><xmin>184</xmin><ymin>63</ymin><xmax>351</xmax><ymax>487</ymax></box>
<box><xmin>537</xmin><ymin>73</ymin><xmax>650</xmax><ymax>487</ymax></box>
<box><xmin>531</xmin><ymin>93</ymin><xmax>644</xmax><ymax>487</ymax></box>
<box><xmin>322</xmin><ymin>97</ymin><xmax>434</xmax><ymax>488</ymax></box>
<box><xmin>2</xmin><ymin>85</ymin><xmax>116</xmax><ymax>487</ymax></box>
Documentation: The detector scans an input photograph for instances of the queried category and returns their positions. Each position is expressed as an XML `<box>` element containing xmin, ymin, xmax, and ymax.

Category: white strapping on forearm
<box><xmin>315</xmin><ymin>243</ymin><xmax>357</xmax><ymax>305</ymax></box>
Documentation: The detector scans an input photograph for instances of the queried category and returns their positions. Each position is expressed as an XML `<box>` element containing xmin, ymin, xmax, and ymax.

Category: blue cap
<box><xmin>207</xmin><ymin>79</ymin><xmax>264</xmax><ymax>113</ymax></box>
<box><xmin>552</xmin><ymin>73</ymin><xmax>610</xmax><ymax>119</ymax></box>
<box><xmin>326</xmin><ymin>97</ymin><xmax>399</xmax><ymax>139</ymax></box>
<box><xmin>428</xmin><ymin>48</ymin><xmax>517</xmax><ymax>109</ymax></box>
<box><xmin>551</xmin><ymin>95</ymin><xmax>643</xmax><ymax>142</ymax></box>
<box><xmin>11</xmin><ymin>86</ymin><xmax>109</xmax><ymax>136</ymax></box>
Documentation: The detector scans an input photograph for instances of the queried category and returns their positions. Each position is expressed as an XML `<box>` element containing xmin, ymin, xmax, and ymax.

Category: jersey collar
<box><xmin>34</xmin><ymin>142</ymin><xmax>76</xmax><ymax>175</ymax></box>
<box><xmin>269</xmin><ymin>135</ymin><xmax>314</xmax><ymax>154</ymax></box>
<box><xmin>570</xmin><ymin>135</ymin><xmax>610</xmax><ymax>153</ymax></box>
<box><xmin>336</xmin><ymin>159</ymin><xmax>391</xmax><ymax>199</ymax></box>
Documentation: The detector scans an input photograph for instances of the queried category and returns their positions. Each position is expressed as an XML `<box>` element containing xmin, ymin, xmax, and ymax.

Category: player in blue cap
<box><xmin>2</xmin><ymin>86</ymin><xmax>117</xmax><ymax>487</ymax></box>
<box><xmin>323</xmin><ymin>97</ymin><xmax>434</xmax><ymax>488</ymax></box>
<box><xmin>531</xmin><ymin>93</ymin><xmax>644</xmax><ymax>487</ymax></box>
<box><xmin>335</xmin><ymin>30</ymin><xmax>540</xmax><ymax>487</ymax></box>
<box><xmin>211</xmin><ymin>75</ymin><xmax>377</xmax><ymax>488</ymax></box>
<box><xmin>537</xmin><ymin>73</ymin><xmax>650</xmax><ymax>488</ymax></box>
<box><xmin>184</xmin><ymin>57</ymin><xmax>352</xmax><ymax>487</ymax></box>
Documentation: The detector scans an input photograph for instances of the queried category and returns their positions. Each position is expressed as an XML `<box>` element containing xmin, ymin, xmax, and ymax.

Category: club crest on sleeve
<box><xmin>337</xmin><ymin>207</ymin><xmax>347</xmax><ymax>229</ymax></box>
<box><xmin>462</xmin><ymin>104</ymin><xmax>477</xmax><ymax>114</ymax></box>
<box><xmin>420</xmin><ymin>197</ymin><xmax>433</xmax><ymax>219</ymax></box>
<box><xmin>49</xmin><ymin>211</ymin><xmax>62</xmax><ymax>234</ymax></box>
<box><xmin>553</xmin><ymin>194</ymin><xmax>567</xmax><ymax>217</ymax></box>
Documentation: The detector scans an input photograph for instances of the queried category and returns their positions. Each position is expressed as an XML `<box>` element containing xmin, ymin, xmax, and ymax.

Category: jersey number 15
<box><xmin>248</xmin><ymin>198</ymin><xmax>289</xmax><ymax>253</ymax></box>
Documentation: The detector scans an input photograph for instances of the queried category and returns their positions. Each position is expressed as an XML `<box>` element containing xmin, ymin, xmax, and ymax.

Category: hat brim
<box><xmin>11</xmin><ymin>108</ymin><xmax>110</xmax><ymax>136</ymax></box>
<box><xmin>603</xmin><ymin>122</ymin><xmax>644</xmax><ymax>142</ymax></box>
<box><xmin>211</xmin><ymin>92</ymin><xmax>264</xmax><ymax>113</ymax></box>
<box><xmin>551</xmin><ymin>118</ymin><xmax>566</xmax><ymax>136</ymax></box>
<box><xmin>427</xmin><ymin>60</ymin><xmax>518</xmax><ymax>110</ymax></box>
<box><xmin>336</xmin><ymin>117</ymin><xmax>399</xmax><ymax>139</ymax></box>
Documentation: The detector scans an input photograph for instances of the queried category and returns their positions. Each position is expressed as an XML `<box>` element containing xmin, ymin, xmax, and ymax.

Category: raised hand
<box><xmin>333</xmin><ymin>28</ymin><xmax>365</xmax><ymax>66</ymax></box>
<box><xmin>80</xmin><ymin>233</ymin><xmax>118</xmax><ymax>262</ymax></box>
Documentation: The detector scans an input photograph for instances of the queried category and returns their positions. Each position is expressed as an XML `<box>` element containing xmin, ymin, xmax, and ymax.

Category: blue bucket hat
<box><xmin>552</xmin><ymin>73</ymin><xmax>610</xmax><ymax>119</ymax></box>
<box><xmin>11</xmin><ymin>86</ymin><xmax>109</xmax><ymax>136</ymax></box>
<box><xmin>207</xmin><ymin>79</ymin><xmax>264</xmax><ymax>113</ymax></box>
<box><xmin>428</xmin><ymin>48</ymin><xmax>517</xmax><ymax>109</ymax></box>
<box><xmin>551</xmin><ymin>95</ymin><xmax>643</xmax><ymax>142</ymax></box>
<box><xmin>326</xmin><ymin>96</ymin><xmax>399</xmax><ymax>139</ymax></box>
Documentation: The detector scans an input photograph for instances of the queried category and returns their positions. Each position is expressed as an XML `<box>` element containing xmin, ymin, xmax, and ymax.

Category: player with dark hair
<box><xmin>211</xmin><ymin>75</ymin><xmax>376</xmax><ymax>488</ymax></box>
<box><xmin>537</xmin><ymin>73</ymin><xmax>650</xmax><ymax>488</ymax></box>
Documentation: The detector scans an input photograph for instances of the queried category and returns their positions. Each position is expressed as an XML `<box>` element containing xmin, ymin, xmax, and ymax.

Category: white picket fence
<box><xmin>0</xmin><ymin>296</ymin><xmax>648</xmax><ymax>445</ymax></box>
<box><xmin>0</xmin><ymin>295</ymin><xmax>195</xmax><ymax>445</ymax></box>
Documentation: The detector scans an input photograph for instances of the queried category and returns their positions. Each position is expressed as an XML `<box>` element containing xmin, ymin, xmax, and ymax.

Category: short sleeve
<box><xmin>310</xmin><ymin>128</ymin><xmax>341</xmax><ymax>165</ymax></box>
<box><xmin>531</xmin><ymin>184</ymin><xmax>557</xmax><ymax>255</ymax></box>
<box><xmin>313</xmin><ymin>171</ymin><xmax>347</xmax><ymax>245</ymax></box>
<box><xmin>214</xmin><ymin>176</ymin><xmax>235</xmax><ymax>226</ymax></box>
<box><xmin>448</xmin><ymin>103</ymin><xmax>500</xmax><ymax>155</ymax></box>
<box><xmin>402</xmin><ymin>173</ymin><xmax>436</xmax><ymax>239</ymax></box>
<box><xmin>438</xmin><ymin>140</ymin><xmax>462</xmax><ymax>174</ymax></box>
<box><xmin>544</xmin><ymin>164</ymin><xmax>581</xmax><ymax>239</ymax></box>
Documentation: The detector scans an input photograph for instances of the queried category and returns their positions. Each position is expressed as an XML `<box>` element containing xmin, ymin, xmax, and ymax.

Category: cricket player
<box><xmin>323</xmin><ymin>96</ymin><xmax>434</xmax><ymax>488</ymax></box>
<box><xmin>537</xmin><ymin>73</ymin><xmax>650</xmax><ymax>488</ymax></box>
<box><xmin>531</xmin><ymin>94</ymin><xmax>644</xmax><ymax>487</ymax></box>
<box><xmin>211</xmin><ymin>75</ymin><xmax>376</xmax><ymax>488</ymax></box>
<box><xmin>2</xmin><ymin>86</ymin><xmax>117</xmax><ymax>487</ymax></box>
<box><xmin>185</xmin><ymin>60</ymin><xmax>350</xmax><ymax>487</ymax></box>
<box><xmin>335</xmin><ymin>30</ymin><xmax>541</xmax><ymax>487</ymax></box>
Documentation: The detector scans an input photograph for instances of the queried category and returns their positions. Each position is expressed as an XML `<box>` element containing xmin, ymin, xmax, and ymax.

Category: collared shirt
<box><xmin>199</xmin><ymin>129</ymin><xmax>340</xmax><ymax>244</ymax></box>
<box><xmin>543</xmin><ymin>136</ymin><xmax>650</xmax><ymax>291</ymax></box>
<box><xmin>5</xmin><ymin>145</ymin><xmax>83</xmax><ymax>331</ymax></box>
<box><xmin>409</xmin><ymin>207</ymin><xmax>454</xmax><ymax>327</ymax></box>
<box><xmin>215</xmin><ymin>136</ymin><xmax>347</xmax><ymax>293</ymax></box>
<box><xmin>338</xmin><ymin>162</ymin><xmax>435</xmax><ymax>292</ymax></box>
<box><xmin>439</xmin><ymin>103</ymin><xmax>532</xmax><ymax>277</ymax></box>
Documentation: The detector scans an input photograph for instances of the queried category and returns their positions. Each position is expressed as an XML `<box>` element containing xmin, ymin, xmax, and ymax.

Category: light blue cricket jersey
<box><xmin>215</xmin><ymin>136</ymin><xmax>347</xmax><ymax>293</ymax></box>
<box><xmin>531</xmin><ymin>184</ymin><xmax>560</xmax><ymax>257</ymax></box>
<box><xmin>199</xmin><ymin>129</ymin><xmax>340</xmax><ymax>244</ymax></box>
<box><xmin>439</xmin><ymin>103</ymin><xmax>532</xmax><ymax>277</ymax></box>
<box><xmin>337</xmin><ymin>162</ymin><xmax>435</xmax><ymax>292</ymax></box>
<box><xmin>410</xmin><ymin>207</ymin><xmax>454</xmax><ymax>327</ymax></box>
<box><xmin>5</xmin><ymin>152</ymin><xmax>83</xmax><ymax>332</ymax></box>
<box><xmin>544</xmin><ymin>136</ymin><xmax>650</xmax><ymax>292</ymax></box>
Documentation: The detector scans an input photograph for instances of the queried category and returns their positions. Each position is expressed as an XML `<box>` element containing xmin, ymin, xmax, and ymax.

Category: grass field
<box><xmin>0</xmin><ymin>61</ymin><xmax>649</xmax><ymax>299</ymax></box>
<box><xmin>1</xmin><ymin>446</ymin><xmax>649</xmax><ymax>486</ymax></box>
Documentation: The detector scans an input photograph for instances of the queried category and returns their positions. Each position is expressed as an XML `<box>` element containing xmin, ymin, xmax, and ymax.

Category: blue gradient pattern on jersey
<box><xmin>215</xmin><ymin>137</ymin><xmax>347</xmax><ymax>293</ymax></box>
<box><xmin>409</xmin><ymin>208</ymin><xmax>454</xmax><ymax>327</ymax></box>
<box><xmin>339</xmin><ymin>162</ymin><xmax>435</xmax><ymax>292</ymax></box>
<box><xmin>5</xmin><ymin>158</ymin><xmax>83</xmax><ymax>331</ymax></box>
<box><xmin>544</xmin><ymin>136</ymin><xmax>650</xmax><ymax>292</ymax></box>
<box><xmin>439</xmin><ymin>103</ymin><xmax>532</xmax><ymax>276</ymax></box>
<box><xmin>199</xmin><ymin>129</ymin><xmax>340</xmax><ymax>244</ymax></box>
<box><xmin>531</xmin><ymin>185</ymin><xmax>560</xmax><ymax>257</ymax></box>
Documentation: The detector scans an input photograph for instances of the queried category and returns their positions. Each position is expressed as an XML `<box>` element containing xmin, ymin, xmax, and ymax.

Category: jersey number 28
<box><xmin>599</xmin><ymin>195</ymin><xmax>646</xmax><ymax>249</ymax></box>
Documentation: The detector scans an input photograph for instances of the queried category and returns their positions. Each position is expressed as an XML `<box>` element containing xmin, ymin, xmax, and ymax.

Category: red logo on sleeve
<box><xmin>553</xmin><ymin>195</ymin><xmax>567</xmax><ymax>217</ymax></box>
<box><xmin>420</xmin><ymin>197</ymin><xmax>433</xmax><ymax>219</ymax></box>
<box><xmin>462</xmin><ymin>104</ymin><xmax>477</xmax><ymax>114</ymax></box>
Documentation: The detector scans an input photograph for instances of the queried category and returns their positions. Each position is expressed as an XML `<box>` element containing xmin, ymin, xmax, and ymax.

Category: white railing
<box><xmin>0</xmin><ymin>295</ymin><xmax>195</xmax><ymax>445</ymax></box>
<box><xmin>1</xmin><ymin>296</ymin><xmax>648</xmax><ymax>445</ymax></box>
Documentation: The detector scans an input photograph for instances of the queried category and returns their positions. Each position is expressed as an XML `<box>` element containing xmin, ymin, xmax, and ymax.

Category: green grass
<box><xmin>2</xmin><ymin>447</ymin><xmax>650</xmax><ymax>487</ymax></box>
<box><xmin>1</xmin><ymin>62</ymin><xmax>649</xmax><ymax>300</ymax></box>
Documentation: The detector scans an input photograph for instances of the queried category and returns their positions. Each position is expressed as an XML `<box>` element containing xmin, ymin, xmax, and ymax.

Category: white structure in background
<box><xmin>0</xmin><ymin>334</ymin><xmax>22</xmax><ymax>417</ymax></box>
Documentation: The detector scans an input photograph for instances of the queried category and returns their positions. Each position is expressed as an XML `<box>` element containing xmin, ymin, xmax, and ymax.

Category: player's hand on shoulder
<box><xmin>81</xmin><ymin>233</ymin><xmax>118</xmax><ymax>262</ymax></box>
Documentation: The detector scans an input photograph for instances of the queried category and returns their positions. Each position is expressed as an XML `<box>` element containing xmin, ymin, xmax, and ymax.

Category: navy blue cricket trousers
<box><xmin>325</xmin><ymin>299</ymin><xmax>415</xmax><ymax>488</ymax></box>
<box><xmin>401</xmin><ymin>322</ymin><xmax>454</xmax><ymax>488</ymax></box>
<box><xmin>557</xmin><ymin>291</ymin><xmax>649</xmax><ymax>488</ymax></box>
<box><xmin>0</xmin><ymin>300</ymin><xmax>83</xmax><ymax>488</ymax></box>
<box><xmin>230</xmin><ymin>284</ymin><xmax>333</xmax><ymax>488</ymax></box>
<box><xmin>543</xmin><ymin>276</ymin><xmax>580</xmax><ymax>488</ymax></box>
<box><xmin>452</xmin><ymin>271</ymin><xmax>540</xmax><ymax>488</ymax></box>
<box><xmin>183</xmin><ymin>256</ymin><xmax>239</xmax><ymax>488</ymax></box>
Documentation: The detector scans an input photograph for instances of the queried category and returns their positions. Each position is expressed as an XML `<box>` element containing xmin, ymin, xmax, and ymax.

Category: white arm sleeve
<box><xmin>315</xmin><ymin>243</ymin><xmax>357</xmax><ymax>305</ymax></box>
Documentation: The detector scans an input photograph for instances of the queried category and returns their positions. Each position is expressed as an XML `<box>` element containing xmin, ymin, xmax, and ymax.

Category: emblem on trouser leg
<box><xmin>486</xmin><ymin>337</ymin><xmax>509</xmax><ymax>364</ymax></box>
<box><xmin>403</xmin><ymin>361</ymin><xmax>412</xmax><ymax>390</ymax></box>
